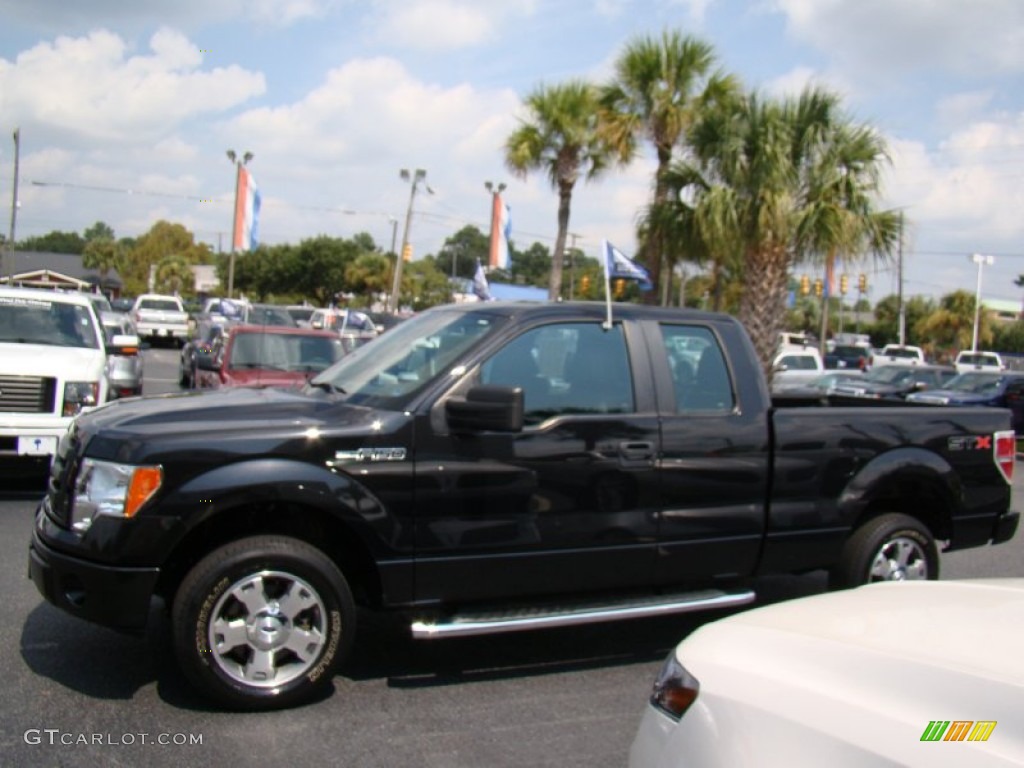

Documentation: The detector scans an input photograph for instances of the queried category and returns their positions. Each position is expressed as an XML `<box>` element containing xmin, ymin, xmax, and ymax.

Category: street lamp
<box><xmin>971</xmin><ymin>252</ymin><xmax>994</xmax><ymax>352</ymax></box>
<box><xmin>226</xmin><ymin>149</ymin><xmax>254</xmax><ymax>298</ymax></box>
<box><xmin>389</xmin><ymin>169</ymin><xmax>432</xmax><ymax>313</ymax></box>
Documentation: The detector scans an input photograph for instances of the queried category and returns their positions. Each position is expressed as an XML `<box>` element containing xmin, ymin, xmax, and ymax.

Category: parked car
<box><xmin>630</xmin><ymin>578</ymin><xmax>1024</xmax><ymax>768</ymax></box>
<box><xmin>99</xmin><ymin>310</ymin><xmax>144</xmax><ymax>399</ymax></box>
<box><xmin>109</xmin><ymin>296</ymin><xmax>135</xmax><ymax>313</ymax></box>
<box><xmin>195</xmin><ymin>324</ymin><xmax>346</xmax><ymax>389</ymax></box>
<box><xmin>823</xmin><ymin>343</ymin><xmax>870</xmax><ymax>370</ymax></box>
<box><xmin>771</xmin><ymin>348</ymin><xmax>824</xmax><ymax>392</ymax></box>
<box><xmin>0</xmin><ymin>286</ymin><xmax>114</xmax><ymax>476</ymax></box>
<box><xmin>178</xmin><ymin>322</ymin><xmax>225</xmax><ymax>389</ymax></box>
<box><xmin>242</xmin><ymin>303</ymin><xmax>298</xmax><ymax>327</ymax></box>
<box><xmin>954</xmin><ymin>350</ymin><xmax>1005</xmax><ymax>374</ymax></box>
<box><xmin>907</xmin><ymin>370</ymin><xmax>1024</xmax><ymax>433</ymax></box>
<box><xmin>772</xmin><ymin>370</ymin><xmax>864</xmax><ymax>398</ymax></box>
<box><xmin>131</xmin><ymin>293</ymin><xmax>190</xmax><ymax>347</ymax></box>
<box><xmin>869</xmin><ymin>343</ymin><xmax>925</xmax><ymax>367</ymax></box>
<box><xmin>285</xmin><ymin>304</ymin><xmax>318</xmax><ymax>328</ymax></box>
<box><xmin>831</xmin><ymin>363</ymin><xmax>955</xmax><ymax>400</ymax></box>
<box><xmin>309</xmin><ymin>307</ymin><xmax>380</xmax><ymax>351</ymax></box>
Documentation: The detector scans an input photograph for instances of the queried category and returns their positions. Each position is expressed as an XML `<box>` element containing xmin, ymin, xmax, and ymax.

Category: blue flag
<box><xmin>602</xmin><ymin>240</ymin><xmax>652</xmax><ymax>291</ymax></box>
<box><xmin>473</xmin><ymin>260</ymin><xmax>492</xmax><ymax>301</ymax></box>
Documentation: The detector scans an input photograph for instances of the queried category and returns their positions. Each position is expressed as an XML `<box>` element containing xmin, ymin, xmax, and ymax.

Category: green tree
<box><xmin>83</xmin><ymin>221</ymin><xmax>116</xmax><ymax>242</ymax></box>
<box><xmin>122</xmin><ymin>221</ymin><xmax>213</xmax><ymax>296</ymax></box>
<box><xmin>344</xmin><ymin>252</ymin><xmax>392</xmax><ymax>305</ymax></box>
<box><xmin>18</xmin><ymin>230</ymin><xmax>86</xmax><ymax>254</ymax></box>
<box><xmin>601</xmin><ymin>29</ymin><xmax>738</xmax><ymax>303</ymax></box>
<box><xmin>679</xmin><ymin>86</ymin><xmax>897</xmax><ymax>377</ymax></box>
<box><xmin>81</xmin><ymin>237</ymin><xmax>124</xmax><ymax>295</ymax></box>
<box><xmin>155</xmin><ymin>254</ymin><xmax>194</xmax><ymax>296</ymax></box>
<box><xmin>401</xmin><ymin>259</ymin><xmax>451</xmax><ymax>311</ymax></box>
<box><xmin>915</xmin><ymin>289</ymin><xmax>993</xmax><ymax>357</ymax></box>
<box><xmin>511</xmin><ymin>242</ymin><xmax>552</xmax><ymax>287</ymax></box>
<box><xmin>505</xmin><ymin>80</ymin><xmax>627</xmax><ymax>300</ymax></box>
<box><xmin>871</xmin><ymin>294</ymin><xmax>936</xmax><ymax>347</ymax></box>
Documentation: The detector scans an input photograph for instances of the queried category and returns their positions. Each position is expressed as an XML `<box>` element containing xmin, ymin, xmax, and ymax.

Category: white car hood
<box><xmin>0</xmin><ymin>341</ymin><xmax>105</xmax><ymax>377</ymax></box>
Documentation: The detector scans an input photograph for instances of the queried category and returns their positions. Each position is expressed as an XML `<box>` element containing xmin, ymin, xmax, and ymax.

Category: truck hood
<box><xmin>0</xmin><ymin>341</ymin><xmax>104</xmax><ymax>376</ymax></box>
<box><xmin>74</xmin><ymin>386</ymin><xmax>396</xmax><ymax>459</ymax></box>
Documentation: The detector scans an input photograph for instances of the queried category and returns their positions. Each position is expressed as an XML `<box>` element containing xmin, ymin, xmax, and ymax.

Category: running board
<box><xmin>410</xmin><ymin>588</ymin><xmax>756</xmax><ymax>639</ymax></box>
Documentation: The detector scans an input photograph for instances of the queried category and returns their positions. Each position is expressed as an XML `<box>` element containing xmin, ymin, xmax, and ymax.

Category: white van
<box><xmin>0</xmin><ymin>287</ymin><xmax>120</xmax><ymax>466</ymax></box>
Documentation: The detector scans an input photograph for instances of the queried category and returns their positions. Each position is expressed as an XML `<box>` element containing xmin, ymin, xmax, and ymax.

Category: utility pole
<box><xmin>389</xmin><ymin>169</ymin><xmax>431</xmax><ymax>314</ymax></box>
<box><xmin>897</xmin><ymin>211</ymin><xmax>905</xmax><ymax>346</ymax></box>
<box><xmin>5</xmin><ymin>128</ymin><xmax>21</xmax><ymax>282</ymax></box>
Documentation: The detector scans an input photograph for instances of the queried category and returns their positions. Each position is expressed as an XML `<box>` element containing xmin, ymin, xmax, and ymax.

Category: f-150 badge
<box><xmin>333</xmin><ymin>447</ymin><xmax>407</xmax><ymax>463</ymax></box>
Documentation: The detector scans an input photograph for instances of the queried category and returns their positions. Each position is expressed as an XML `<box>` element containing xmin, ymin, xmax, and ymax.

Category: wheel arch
<box><xmin>839</xmin><ymin>446</ymin><xmax>962</xmax><ymax>543</ymax></box>
<box><xmin>153</xmin><ymin>460</ymin><xmax>396</xmax><ymax>610</ymax></box>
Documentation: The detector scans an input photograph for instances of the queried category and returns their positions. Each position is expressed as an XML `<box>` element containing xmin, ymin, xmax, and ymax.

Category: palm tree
<box><xmin>916</xmin><ymin>290</ymin><xmax>992</xmax><ymax>354</ymax></box>
<box><xmin>792</xmin><ymin>91</ymin><xmax>901</xmax><ymax>354</ymax></box>
<box><xmin>505</xmin><ymin>80</ymin><xmax>627</xmax><ymax>300</ymax></box>
<box><xmin>680</xmin><ymin>86</ymin><xmax>897</xmax><ymax>378</ymax></box>
<box><xmin>601</xmin><ymin>30</ymin><xmax>739</xmax><ymax>303</ymax></box>
<box><xmin>82</xmin><ymin>237</ymin><xmax>123</xmax><ymax>295</ymax></box>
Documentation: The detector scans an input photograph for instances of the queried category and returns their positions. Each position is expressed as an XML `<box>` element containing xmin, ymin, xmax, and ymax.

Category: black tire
<box><xmin>830</xmin><ymin>513</ymin><xmax>939</xmax><ymax>589</ymax></box>
<box><xmin>172</xmin><ymin>535</ymin><xmax>355</xmax><ymax>711</ymax></box>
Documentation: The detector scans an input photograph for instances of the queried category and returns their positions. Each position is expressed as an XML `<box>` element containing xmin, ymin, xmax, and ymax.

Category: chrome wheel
<box><xmin>208</xmin><ymin>570</ymin><xmax>328</xmax><ymax>688</ymax></box>
<box><xmin>869</xmin><ymin>536</ymin><xmax>929</xmax><ymax>581</ymax></box>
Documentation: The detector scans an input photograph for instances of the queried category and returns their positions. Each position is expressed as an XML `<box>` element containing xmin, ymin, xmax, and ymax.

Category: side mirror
<box><xmin>446</xmin><ymin>385</ymin><xmax>524</xmax><ymax>433</ymax></box>
<box><xmin>106</xmin><ymin>334</ymin><xmax>140</xmax><ymax>356</ymax></box>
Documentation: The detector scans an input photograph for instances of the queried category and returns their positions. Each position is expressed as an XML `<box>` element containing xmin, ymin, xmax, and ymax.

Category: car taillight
<box><xmin>994</xmin><ymin>430</ymin><xmax>1015</xmax><ymax>484</ymax></box>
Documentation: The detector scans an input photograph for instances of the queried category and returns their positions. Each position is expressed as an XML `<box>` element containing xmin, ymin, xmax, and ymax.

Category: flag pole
<box><xmin>601</xmin><ymin>239</ymin><xmax>613</xmax><ymax>330</ymax></box>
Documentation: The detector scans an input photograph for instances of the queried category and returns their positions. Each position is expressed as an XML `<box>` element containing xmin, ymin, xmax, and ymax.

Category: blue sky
<box><xmin>1</xmin><ymin>0</ymin><xmax>1023</xmax><ymax>306</ymax></box>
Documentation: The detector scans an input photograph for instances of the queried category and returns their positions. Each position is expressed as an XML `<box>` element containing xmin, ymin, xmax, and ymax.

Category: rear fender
<box><xmin>839</xmin><ymin>446</ymin><xmax>960</xmax><ymax>538</ymax></box>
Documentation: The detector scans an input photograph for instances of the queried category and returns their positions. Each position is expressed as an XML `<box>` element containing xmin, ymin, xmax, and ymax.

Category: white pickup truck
<box><xmin>0</xmin><ymin>286</ymin><xmax>124</xmax><ymax>472</ymax></box>
<box><xmin>131</xmin><ymin>293</ymin><xmax>190</xmax><ymax>347</ymax></box>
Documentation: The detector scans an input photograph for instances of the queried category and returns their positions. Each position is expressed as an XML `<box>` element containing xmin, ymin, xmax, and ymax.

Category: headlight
<box><xmin>650</xmin><ymin>651</ymin><xmax>700</xmax><ymax>721</ymax></box>
<box><xmin>63</xmin><ymin>381</ymin><xmax>100</xmax><ymax>416</ymax></box>
<box><xmin>70</xmin><ymin>459</ymin><xmax>163</xmax><ymax>533</ymax></box>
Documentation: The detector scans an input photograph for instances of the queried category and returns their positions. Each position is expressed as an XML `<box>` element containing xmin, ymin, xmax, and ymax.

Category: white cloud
<box><xmin>0</xmin><ymin>29</ymin><xmax>266</xmax><ymax>144</ymax></box>
<box><xmin>0</xmin><ymin>0</ymin><xmax>339</xmax><ymax>31</ymax></box>
<box><xmin>774</xmin><ymin>0</ymin><xmax>1024</xmax><ymax>76</ymax></box>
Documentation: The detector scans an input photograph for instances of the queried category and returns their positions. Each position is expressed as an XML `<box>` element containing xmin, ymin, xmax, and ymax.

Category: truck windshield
<box><xmin>308</xmin><ymin>307</ymin><xmax>506</xmax><ymax>408</ymax></box>
<box><xmin>0</xmin><ymin>295</ymin><xmax>100</xmax><ymax>349</ymax></box>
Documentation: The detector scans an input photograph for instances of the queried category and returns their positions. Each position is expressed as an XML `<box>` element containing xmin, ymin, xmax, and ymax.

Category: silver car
<box><xmin>100</xmin><ymin>310</ymin><xmax>144</xmax><ymax>398</ymax></box>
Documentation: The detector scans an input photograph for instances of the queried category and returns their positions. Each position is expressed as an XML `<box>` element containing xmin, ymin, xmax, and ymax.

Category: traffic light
<box><xmin>613</xmin><ymin>278</ymin><xmax>625</xmax><ymax>298</ymax></box>
<box><xmin>402</xmin><ymin>243</ymin><xmax>413</xmax><ymax>262</ymax></box>
<box><xmin>814</xmin><ymin>278</ymin><xmax>823</xmax><ymax>297</ymax></box>
<box><xmin>840</xmin><ymin>274</ymin><xmax>848</xmax><ymax>295</ymax></box>
<box><xmin>858</xmin><ymin>273</ymin><xmax>867</xmax><ymax>292</ymax></box>
<box><xmin>799</xmin><ymin>275</ymin><xmax>810</xmax><ymax>295</ymax></box>
<box><xmin>580</xmin><ymin>275</ymin><xmax>590</xmax><ymax>294</ymax></box>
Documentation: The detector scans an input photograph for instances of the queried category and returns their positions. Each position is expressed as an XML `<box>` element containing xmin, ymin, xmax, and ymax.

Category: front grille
<box><xmin>0</xmin><ymin>375</ymin><xmax>57</xmax><ymax>414</ymax></box>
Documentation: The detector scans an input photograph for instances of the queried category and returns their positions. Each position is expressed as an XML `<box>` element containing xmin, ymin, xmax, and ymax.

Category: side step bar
<box><xmin>410</xmin><ymin>588</ymin><xmax>756</xmax><ymax>640</ymax></box>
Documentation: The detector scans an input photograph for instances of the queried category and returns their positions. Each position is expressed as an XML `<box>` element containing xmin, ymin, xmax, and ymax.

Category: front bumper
<box><xmin>28</xmin><ymin>519</ymin><xmax>160</xmax><ymax>633</ymax></box>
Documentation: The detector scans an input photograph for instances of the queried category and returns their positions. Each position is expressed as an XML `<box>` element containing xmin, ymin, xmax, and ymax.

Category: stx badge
<box><xmin>947</xmin><ymin>435</ymin><xmax>992</xmax><ymax>451</ymax></box>
<box><xmin>333</xmin><ymin>447</ymin><xmax>407</xmax><ymax>463</ymax></box>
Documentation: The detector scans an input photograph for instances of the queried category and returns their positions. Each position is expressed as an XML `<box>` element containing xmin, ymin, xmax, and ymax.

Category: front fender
<box><xmin>155</xmin><ymin>458</ymin><xmax>398</xmax><ymax>559</ymax></box>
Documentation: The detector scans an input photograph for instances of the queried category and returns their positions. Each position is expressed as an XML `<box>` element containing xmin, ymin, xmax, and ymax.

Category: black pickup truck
<box><xmin>28</xmin><ymin>302</ymin><xmax>1019</xmax><ymax>709</ymax></box>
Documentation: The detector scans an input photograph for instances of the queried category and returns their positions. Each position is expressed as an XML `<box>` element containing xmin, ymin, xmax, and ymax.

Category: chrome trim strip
<box><xmin>410</xmin><ymin>589</ymin><xmax>756</xmax><ymax>639</ymax></box>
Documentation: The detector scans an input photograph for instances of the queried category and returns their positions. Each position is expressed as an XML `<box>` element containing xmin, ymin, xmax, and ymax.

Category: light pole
<box><xmin>971</xmin><ymin>252</ymin><xmax>994</xmax><ymax>352</ymax></box>
<box><xmin>226</xmin><ymin>149</ymin><xmax>253</xmax><ymax>299</ymax></box>
<box><xmin>389</xmin><ymin>169</ymin><xmax>431</xmax><ymax>313</ymax></box>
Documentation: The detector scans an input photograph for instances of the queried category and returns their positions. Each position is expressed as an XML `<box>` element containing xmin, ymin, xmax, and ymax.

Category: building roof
<box><xmin>1</xmin><ymin>250</ymin><xmax>123</xmax><ymax>292</ymax></box>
